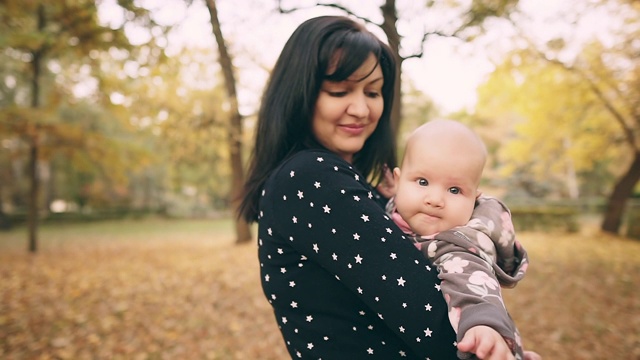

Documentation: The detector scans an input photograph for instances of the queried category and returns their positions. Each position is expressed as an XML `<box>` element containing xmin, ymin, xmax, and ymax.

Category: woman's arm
<box><xmin>264</xmin><ymin>150</ymin><xmax>457</xmax><ymax>357</ymax></box>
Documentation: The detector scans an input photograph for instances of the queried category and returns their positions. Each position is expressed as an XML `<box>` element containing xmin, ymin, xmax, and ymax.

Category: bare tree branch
<box><xmin>278</xmin><ymin>1</ymin><xmax>380</xmax><ymax>26</ymax></box>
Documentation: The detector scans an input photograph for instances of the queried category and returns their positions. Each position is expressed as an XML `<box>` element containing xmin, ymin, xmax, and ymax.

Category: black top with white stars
<box><xmin>257</xmin><ymin>149</ymin><xmax>458</xmax><ymax>359</ymax></box>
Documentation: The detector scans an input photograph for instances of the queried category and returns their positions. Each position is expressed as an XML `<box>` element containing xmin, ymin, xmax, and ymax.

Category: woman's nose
<box><xmin>346</xmin><ymin>94</ymin><xmax>369</xmax><ymax>118</ymax></box>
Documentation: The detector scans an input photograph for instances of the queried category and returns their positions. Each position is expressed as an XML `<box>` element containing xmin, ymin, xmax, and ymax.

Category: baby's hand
<box><xmin>376</xmin><ymin>164</ymin><xmax>395</xmax><ymax>199</ymax></box>
<box><xmin>457</xmin><ymin>325</ymin><xmax>515</xmax><ymax>360</ymax></box>
<box><xmin>523</xmin><ymin>350</ymin><xmax>542</xmax><ymax>360</ymax></box>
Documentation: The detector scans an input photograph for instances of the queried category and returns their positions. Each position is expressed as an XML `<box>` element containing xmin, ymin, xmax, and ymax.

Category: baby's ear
<box><xmin>392</xmin><ymin>167</ymin><xmax>401</xmax><ymax>191</ymax></box>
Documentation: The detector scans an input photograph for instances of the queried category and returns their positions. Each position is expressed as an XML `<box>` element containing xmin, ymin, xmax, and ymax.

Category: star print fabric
<box><xmin>257</xmin><ymin>149</ymin><xmax>458</xmax><ymax>359</ymax></box>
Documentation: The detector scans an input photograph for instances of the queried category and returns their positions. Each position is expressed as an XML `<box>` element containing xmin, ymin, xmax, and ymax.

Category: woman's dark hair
<box><xmin>239</xmin><ymin>15</ymin><xmax>397</xmax><ymax>222</ymax></box>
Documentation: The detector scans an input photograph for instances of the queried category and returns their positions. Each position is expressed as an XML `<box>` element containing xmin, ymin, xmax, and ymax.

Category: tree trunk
<box><xmin>379</xmin><ymin>0</ymin><xmax>402</xmax><ymax>138</ymax></box>
<box><xmin>601</xmin><ymin>151</ymin><xmax>640</xmax><ymax>234</ymax></box>
<box><xmin>205</xmin><ymin>0</ymin><xmax>252</xmax><ymax>244</ymax></box>
<box><xmin>27</xmin><ymin>138</ymin><xmax>39</xmax><ymax>252</ymax></box>
<box><xmin>27</xmin><ymin>4</ymin><xmax>46</xmax><ymax>253</ymax></box>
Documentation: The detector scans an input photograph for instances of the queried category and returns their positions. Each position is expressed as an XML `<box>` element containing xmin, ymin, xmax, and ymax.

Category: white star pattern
<box><xmin>256</xmin><ymin>151</ymin><xmax>457</xmax><ymax>359</ymax></box>
<box><xmin>424</xmin><ymin>328</ymin><xmax>433</xmax><ymax>337</ymax></box>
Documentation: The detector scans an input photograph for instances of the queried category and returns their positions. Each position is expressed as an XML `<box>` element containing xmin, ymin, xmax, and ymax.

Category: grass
<box><xmin>0</xmin><ymin>217</ymin><xmax>639</xmax><ymax>359</ymax></box>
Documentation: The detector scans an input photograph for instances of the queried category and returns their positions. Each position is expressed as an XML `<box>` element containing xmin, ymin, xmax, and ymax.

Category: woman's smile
<box><xmin>339</xmin><ymin>123</ymin><xmax>368</xmax><ymax>136</ymax></box>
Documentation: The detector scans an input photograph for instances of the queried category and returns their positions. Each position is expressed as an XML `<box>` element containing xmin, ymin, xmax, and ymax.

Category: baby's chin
<box><xmin>408</xmin><ymin>222</ymin><xmax>447</xmax><ymax>237</ymax></box>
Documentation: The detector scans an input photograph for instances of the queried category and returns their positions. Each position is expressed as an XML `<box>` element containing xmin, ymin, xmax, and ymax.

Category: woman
<box><xmin>240</xmin><ymin>16</ymin><xmax>513</xmax><ymax>359</ymax></box>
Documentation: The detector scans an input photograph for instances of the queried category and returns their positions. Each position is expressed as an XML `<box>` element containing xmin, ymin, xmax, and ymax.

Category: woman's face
<box><xmin>312</xmin><ymin>54</ymin><xmax>384</xmax><ymax>163</ymax></box>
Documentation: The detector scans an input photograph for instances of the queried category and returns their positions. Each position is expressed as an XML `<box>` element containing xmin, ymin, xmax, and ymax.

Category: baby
<box><xmin>385</xmin><ymin>120</ymin><xmax>537</xmax><ymax>359</ymax></box>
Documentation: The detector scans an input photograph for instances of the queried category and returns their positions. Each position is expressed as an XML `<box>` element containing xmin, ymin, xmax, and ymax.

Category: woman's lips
<box><xmin>340</xmin><ymin>124</ymin><xmax>366</xmax><ymax>135</ymax></box>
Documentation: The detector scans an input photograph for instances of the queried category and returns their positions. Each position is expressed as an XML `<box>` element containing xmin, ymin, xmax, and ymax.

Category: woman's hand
<box><xmin>376</xmin><ymin>164</ymin><xmax>396</xmax><ymax>199</ymax></box>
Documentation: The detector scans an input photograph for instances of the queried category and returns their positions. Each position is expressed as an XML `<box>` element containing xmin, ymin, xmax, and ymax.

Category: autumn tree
<box><xmin>277</xmin><ymin>0</ymin><xmax>520</xmax><ymax>137</ymax></box>
<box><xmin>476</xmin><ymin>51</ymin><xmax>620</xmax><ymax>198</ymax></box>
<box><xmin>477</xmin><ymin>0</ymin><xmax>639</xmax><ymax>235</ymax></box>
<box><xmin>0</xmin><ymin>1</ymin><xmax>162</xmax><ymax>251</ymax></box>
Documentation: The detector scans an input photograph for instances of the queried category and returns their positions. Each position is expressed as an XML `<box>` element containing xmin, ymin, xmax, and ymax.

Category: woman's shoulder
<box><xmin>274</xmin><ymin>149</ymin><xmax>353</xmax><ymax>177</ymax></box>
<box><xmin>266</xmin><ymin>149</ymin><xmax>365</xmax><ymax>191</ymax></box>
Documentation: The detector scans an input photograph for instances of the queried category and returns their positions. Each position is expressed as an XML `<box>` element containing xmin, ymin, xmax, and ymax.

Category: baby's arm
<box><xmin>423</xmin><ymin>241</ymin><xmax>522</xmax><ymax>359</ymax></box>
<box><xmin>417</xmin><ymin>197</ymin><xmax>527</xmax><ymax>358</ymax></box>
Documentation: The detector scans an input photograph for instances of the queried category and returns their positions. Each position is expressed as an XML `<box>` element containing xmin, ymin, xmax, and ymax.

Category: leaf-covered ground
<box><xmin>1</xmin><ymin>218</ymin><xmax>639</xmax><ymax>359</ymax></box>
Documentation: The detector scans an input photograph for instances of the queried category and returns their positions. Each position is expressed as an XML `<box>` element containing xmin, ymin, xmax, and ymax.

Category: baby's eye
<box><xmin>417</xmin><ymin>178</ymin><xmax>428</xmax><ymax>186</ymax></box>
<box><xmin>448</xmin><ymin>187</ymin><xmax>461</xmax><ymax>195</ymax></box>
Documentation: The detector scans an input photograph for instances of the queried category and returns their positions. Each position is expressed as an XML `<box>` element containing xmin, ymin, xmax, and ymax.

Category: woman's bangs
<box><xmin>326</xmin><ymin>33</ymin><xmax>381</xmax><ymax>82</ymax></box>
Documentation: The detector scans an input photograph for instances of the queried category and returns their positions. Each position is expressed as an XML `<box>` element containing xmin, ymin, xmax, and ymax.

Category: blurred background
<box><xmin>0</xmin><ymin>0</ymin><xmax>639</xmax><ymax>359</ymax></box>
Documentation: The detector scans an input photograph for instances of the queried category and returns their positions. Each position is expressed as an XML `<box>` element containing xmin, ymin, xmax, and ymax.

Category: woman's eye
<box><xmin>328</xmin><ymin>91</ymin><xmax>347</xmax><ymax>97</ymax></box>
<box><xmin>449</xmin><ymin>187</ymin><xmax>461</xmax><ymax>195</ymax></box>
<box><xmin>417</xmin><ymin>178</ymin><xmax>428</xmax><ymax>186</ymax></box>
<box><xmin>366</xmin><ymin>91</ymin><xmax>381</xmax><ymax>98</ymax></box>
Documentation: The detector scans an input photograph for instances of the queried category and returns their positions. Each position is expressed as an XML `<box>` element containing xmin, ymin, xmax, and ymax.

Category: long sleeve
<box><xmin>258</xmin><ymin>149</ymin><xmax>458</xmax><ymax>359</ymax></box>
<box><xmin>415</xmin><ymin>197</ymin><xmax>528</xmax><ymax>359</ymax></box>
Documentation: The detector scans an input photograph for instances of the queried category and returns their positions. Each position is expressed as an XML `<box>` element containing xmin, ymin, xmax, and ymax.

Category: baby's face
<box><xmin>393</xmin><ymin>134</ymin><xmax>482</xmax><ymax>236</ymax></box>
